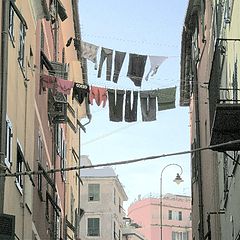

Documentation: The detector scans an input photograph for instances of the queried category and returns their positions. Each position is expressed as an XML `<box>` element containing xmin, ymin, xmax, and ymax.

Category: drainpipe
<box><xmin>0</xmin><ymin>0</ymin><xmax>10</xmax><ymax>214</ymax></box>
<box><xmin>193</xmin><ymin>60</ymin><xmax>204</xmax><ymax>240</ymax></box>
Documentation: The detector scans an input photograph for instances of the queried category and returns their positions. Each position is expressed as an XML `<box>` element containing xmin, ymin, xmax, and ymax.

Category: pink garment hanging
<box><xmin>89</xmin><ymin>86</ymin><xmax>108</xmax><ymax>107</ymax></box>
<box><xmin>41</xmin><ymin>74</ymin><xmax>56</xmax><ymax>89</ymax></box>
<box><xmin>56</xmin><ymin>78</ymin><xmax>74</xmax><ymax>95</ymax></box>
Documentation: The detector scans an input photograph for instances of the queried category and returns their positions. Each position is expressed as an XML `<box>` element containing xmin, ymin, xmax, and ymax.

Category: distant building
<box><xmin>128</xmin><ymin>194</ymin><xmax>192</xmax><ymax>240</ymax></box>
<box><xmin>80</xmin><ymin>156</ymin><xmax>128</xmax><ymax>240</ymax></box>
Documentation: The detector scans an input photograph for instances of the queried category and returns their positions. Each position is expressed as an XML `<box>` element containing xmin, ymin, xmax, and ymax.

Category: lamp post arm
<box><xmin>159</xmin><ymin>163</ymin><xmax>183</xmax><ymax>240</ymax></box>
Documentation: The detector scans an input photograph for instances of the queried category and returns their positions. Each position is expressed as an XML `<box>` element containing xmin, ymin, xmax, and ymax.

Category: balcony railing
<box><xmin>209</xmin><ymin>88</ymin><xmax>240</xmax><ymax>151</ymax></box>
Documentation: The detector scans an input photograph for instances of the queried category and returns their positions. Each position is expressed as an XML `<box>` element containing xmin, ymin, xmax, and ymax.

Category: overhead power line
<box><xmin>0</xmin><ymin>139</ymin><xmax>240</xmax><ymax>177</ymax></box>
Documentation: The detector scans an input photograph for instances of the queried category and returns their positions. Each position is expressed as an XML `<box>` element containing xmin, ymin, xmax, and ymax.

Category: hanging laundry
<box><xmin>108</xmin><ymin>89</ymin><xmax>125</xmax><ymax>122</ymax></box>
<box><xmin>56</xmin><ymin>78</ymin><xmax>74</xmax><ymax>95</ymax></box>
<box><xmin>156</xmin><ymin>86</ymin><xmax>176</xmax><ymax>111</ymax></box>
<box><xmin>125</xmin><ymin>90</ymin><xmax>138</xmax><ymax>122</ymax></box>
<box><xmin>127</xmin><ymin>53</ymin><xmax>147</xmax><ymax>87</ymax></box>
<box><xmin>140</xmin><ymin>90</ymin><xmax>157</xmax><ymax>122</ymax></box>
<box><xmin>145</xmin><ymin>56</ymin><xmax>168</xmax><ymax>80</ymax></box>
<box><xmin>72</xmin><ymin>83</ymin><xmax>90</xmax><ymax>105</ymax></box>
<box><xmin>40</xmin><ymin>74</ymin><xmax>57</xmax><ymax>94</ymax></box>
<box><xmin>113</xmin><ymin>51</ymin><xmax>126</xmax><ymax>83</ymax></box>
<box><xmin>98</xmin><ymin>47</ymin><xmax>113</xmax><ymax>81</ymax></box>
<box><xmin>89</xmin><ymin>86</ymin><xmax>108</xmax><ymax>108</ymax></box>
<box><xmin>81</xmin><ymin>41</ymin><xmax>99</xmax><ymax>70</ymax></box>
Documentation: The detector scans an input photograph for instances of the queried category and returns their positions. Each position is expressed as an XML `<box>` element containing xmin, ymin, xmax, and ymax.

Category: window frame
<box><xmin>87</xmin><ymin>217</ymin><xmax>100</xmax><ymax>237</ymax></box>
<box><xmin>9</xmin><ymin>3</ymin><xmax>15</xmax><ymax>42</ymax></box>
<box><xmin>5</xmin><ymin>117</ymin><xmax>13</xmax><ymax>169</ymax></box>
<box><xmin>16</xmin><ymin>142</ymin><xmax>24</xmax><ymax>193</ymax></box>
<box><xmin>18</xmin><ymin>21</ymin><xmax>26</xmax><ymax>68</ymax></box>
<box><xmin>88</xmin><ymin>184</ymin><xmax>100</xmax><ymax>202</ymax></box>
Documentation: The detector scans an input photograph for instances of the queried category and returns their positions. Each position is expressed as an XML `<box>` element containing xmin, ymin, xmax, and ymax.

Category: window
<box><xmin>88</xmin><ymin>184</ymin><xmax>100</xmax><ymax>201</ymax></box>
<box><xmin>37</xmin><ymin>164</ymin><xmax>42</xmax><ymax>193</ymax></box>
<box><xmin>37</xmin><ymin>134</ymin><xmax>43</xmax><ymax>163</ymax></box>
<box><xmin>18</xmin><ymin>22</ymin><xmax>25</xmax><ymax>67</ymax></box>
<box><xmin>70</xmin><ymin>188</ymin><xmax>75</xmax><ymax>224</ymax></box>
<box><xmin>9</xmin><ymin>3</ymin><xmax>14</xmax><ymax>41</ymax></box>
<box><xmin>179</xmin><ymin>211</ymin><xmax>182</xmax><ymax>221</ymax></box>
<box><xmin>40</xmin><ymin>23</ymin><xmax>44</xmax><ymax>51</ymax></box>
<box><xmin>114</xmin><ymin>188</ymin><xmax>116</xmax><ymax>204</ymax></box>
<box><xmin>5</xmin><ymin>117</ymin><xmax>13</xmax><ymax>169</ymax></box>
<box><xmin>61</xmin><ymin>140</ymin><xmax>66</xmax><ymax>181</ymax></box>
<box><xmin>172</xmin><ymin>231</ymin><xmax>189</xmax><ymax>240</ymax></box>
<box><xmin>16</xmin><ymin>143</ymin><xmax>24</xmax><ymax>192</ymax></box>
<box><xmin>119</xmin><ymin>197</ymin><xmax>122</xmax><ymax>213</ymax></box>
<box><xmin>87</xmin><ymin>218</ymin><xmax>100</xmax><ymax>236</ymax></box>
<box><xmin>232</xmin><ymin>60</ymin><xmax>238</xmax><ymax>103</ymax></box>
<box><xmin>224</xmin><ymin>0</ymin><xmax>234</xmax><ymax>24</ymax></box>
<box><xmin>169</xmin><ymin>210</ymin><xmax>183</xmax><ymax>221</ymax></box>
<box><xmin>223</xmin><ymin>153</ymin><xmax>229</xmax><ymax>201</ymax></box>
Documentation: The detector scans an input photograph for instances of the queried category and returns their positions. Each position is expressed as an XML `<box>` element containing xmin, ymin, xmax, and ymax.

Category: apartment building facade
<box><xmin>0</xmin><ymin>0</ymin><xmax>89</xmax><ymax>239</ymax></box>
<box><xmin>79</xmin><ymin>157</ymin><xmax>128</xmax><ymax>240</ymax></box>
<box><xmin>128</xmin><ymin>194</ymin><xmax>192</xmax><ymax>240</ymax></box>
<box><xmin>180</xmin><ymin>0</ymin><xmax>240</xmax><ymax>239</ymax></box>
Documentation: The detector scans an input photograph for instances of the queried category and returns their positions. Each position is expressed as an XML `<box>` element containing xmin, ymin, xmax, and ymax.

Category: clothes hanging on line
<box><xmin>113</xmin><ymin>51</ymin><xmax>126</xmax><ymax>83</ymax></box>
<box><xmin>89</xmin><ymin>86</ymin><xmax>108</xmax><ymax>108</ymax></box>
<box><xmin>81</xmin><ymin>41</ymin><xmax>99</xmax><ymax>70</ymax></box>
<box><xmin>125</xmin><ymin>90</ymin><xmax>138</xmax><ymax>122</ymax></box>
<box><xmin>108</xmin><ymin>88</ymin><xmax>125</xmax><ymax>122</ymax></box>
<box><xmin>127</xmin><ymin>53</ymin><xmax>147</xmax><ymax>87</ymax></box>
<box><xmin>140</xmin><ymin>90</ymin><xmax>157</xmax><ymax>122</ymax></box>
<box><xmin>40</xmin><ymin>74</ymin><xmax>74</xmax><ymax>95</ymax></box>
<box><xmin>145</xmin><ymin>56</ymin><xmax>168</xmax><ymax>81</ymax></box>
<box><xmin>40</xmin><ymin>74</ymin><xmax>57</xmax><ymax>92</ymax></box>
<box><xmin>72</xmin><ymin>83</ymin><xmax>90</xmax><ymax>105</ymax></box>
<box><xmin>56</xmin><ymin>78</ymin><xmax>74</xmax><ymax>95</ymax></box>
<box><xmin>156</xmin><ymin>86</ymin><xmax>176</xmax><ymax>111</ymax></box>
<box><xmin>97</xmin><ymin>47</ymin><xmax>113</xmax><ymax>81</ymax></box>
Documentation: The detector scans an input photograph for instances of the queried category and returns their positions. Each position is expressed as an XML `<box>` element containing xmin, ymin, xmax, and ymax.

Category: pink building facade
<box><xmin>128</xmin><ymin>194</ymin><xmax>192</xmax><ymax>240</ymax></box>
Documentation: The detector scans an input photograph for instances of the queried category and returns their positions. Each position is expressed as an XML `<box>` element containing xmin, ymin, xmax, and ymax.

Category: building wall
<box><xmin>128</xmin><ymin>195</ymin><xmax>192</xmax><ymax>240</ymax></box>
<box><xmin>3</xmin><ymin>0</ymin><xmax>37</xmax><ymax>239</ymax></box>
<box><xmin>80</xmin><ymin>173</ymin><xmax>127</xmax><ymax>240</ymax></box>
<box><xmin>217</xmin><ymin>1</ymin><xmax>240</xmax><ymax>239</ymax></box>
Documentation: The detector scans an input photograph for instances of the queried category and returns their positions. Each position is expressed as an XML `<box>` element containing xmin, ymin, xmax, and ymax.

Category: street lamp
<box><xmin>159</xmin><ymin>164</ymin><xmax>183</xmax><ymax>240</ymax></box>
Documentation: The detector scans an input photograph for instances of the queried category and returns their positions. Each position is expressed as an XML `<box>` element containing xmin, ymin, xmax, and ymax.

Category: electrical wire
<box><xmin>1</xmin><ymin>139</ymin><xmax>240</xmax><ymax>177</ymax></box>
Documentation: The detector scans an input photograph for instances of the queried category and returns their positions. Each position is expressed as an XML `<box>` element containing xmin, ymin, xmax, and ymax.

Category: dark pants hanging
<box><xmin>108</xmin><ymin>89</ymin><xmax>125</xmax><ymax>122</ymax></box>
<box><xmin>140</xmin><ymin>91</ymin><xmax>157</xmax><ymax>121</ymax></box>
<box><xmin>127</xmin><ymin>53</ymin><xmax>147</xmax><ymax>87</ymax></box>
<box><xmin>113</xmin><ymin>51</ymin><xmax>126</xmax><ymax>83</ymax></box>
<box><xmin>97</xmin><ymin>47</ymin><xmax>113</xmax><ymax>81</ymax></box>
<box><xmin>125</xmin><ymin>90</ymin><xmax>138</xmax><ymax>122</ymax></box>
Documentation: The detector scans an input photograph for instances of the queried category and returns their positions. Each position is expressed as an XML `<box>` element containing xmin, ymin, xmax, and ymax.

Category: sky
<box><xmin>79</xmin><ymin>0</ymin><xmax>190</xmax><ymax>210</ymax></box>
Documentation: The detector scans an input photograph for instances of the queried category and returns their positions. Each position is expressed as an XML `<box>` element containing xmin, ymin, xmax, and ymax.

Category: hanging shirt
<box><xmin>145</xmin><ymin>56</ymin><xmax>168</xmax><ymax>80</ymax></box>
<box><xmin>156</xmin><ymin>87</ymin><xmax>176</xmax><ymax>111</ymax></box>
<box><xmin>140</xmin><ymin>90</ymin><xmax>157</xmax><ymax>122</ymax></box>
<box><xmin>89</xmin><ymin>86</ymin><xmax>108</xmax><ymax>108</ymax></box>
<box><xmin>81</xmin><ymin>41</ymin><xmax>99</xmax><ymax>70</ymax></box>
<box><xmin>72</xmin><ymin>83</ymin><xmax>90</xmax><ymax>105</ymax></box>
<box><xmin>125</xmin><ymin>90</ymin><xmax>138</xmax><ymax>122</ymax></box>
<box><xmin>108</xmin><ymin>89</ymin><xmax>125</xmax><ymax>122</ymax></box>
<box><xmin>56</xmin><ymin>78</ymin><xmax>74</xmax><ymax>95</ymax></box>
<box><xmin>127</xmin><ymin>53</ymin><xmax>147</xmax><ymax>87</ymax></box>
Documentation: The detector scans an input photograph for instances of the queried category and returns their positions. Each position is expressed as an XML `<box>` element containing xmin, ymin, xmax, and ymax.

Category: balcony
<box><xmin>210</xmin><ymin>88</ymin><xmax>240</xmax><ymax>151</ymax></box>
<box><xmin>48</xmin><ymin>90</ymin><xmax>67</xmax><ymax>124</ymax></box>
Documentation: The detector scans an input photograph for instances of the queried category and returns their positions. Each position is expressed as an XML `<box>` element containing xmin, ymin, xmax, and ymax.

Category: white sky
<box><xmin>79</xmin><ymin>0</ymin><xmax>190</xmax><ymax>210</ymax></box>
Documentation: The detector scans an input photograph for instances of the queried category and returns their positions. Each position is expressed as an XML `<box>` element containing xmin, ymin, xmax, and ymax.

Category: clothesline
<box><xmin>40</xmin><ymin>74</ymin><xmax>177</xmax><ymax>122</ymax></box>
<box><xmin>81</xmin><ymin>33</ymin><xmax>180</xmax><ymax>48</ymax></box>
